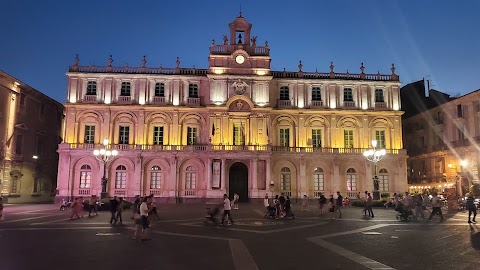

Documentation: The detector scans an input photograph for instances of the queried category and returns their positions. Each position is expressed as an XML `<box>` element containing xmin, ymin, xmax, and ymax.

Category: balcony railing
<box><xmin>152</xmin><ymin>96</ymin><xmax>166</xmax><ymax>105</ymax></box>
<box><xmin>278</xmin><ymin>100</ymin><xmax>292</xmax><ymax>108</ymax></box>
<box><xmin>184</xmin><ymin>190</ymin><xmax>196</xmax><ymax>196</ymax></box>
<box><xmin>310</xmin><ymin>100</ymin><xmax>324</xmax><ymax>108</ymax></box>
<box><xmin>78</xmin><ymin>189</ymin><xmax>91</xmax><ymax>196</ymax></box>
<box><xmin>343</xmin><ymin>101</ymin><xmax>355</xmax><ymax>108</ymax></box>
<box><xmin>83</xmin><ymin>95</ymin><xmax>97</xmax><ymax>103</ymax></box>
<box><xmin>63</xmin><ymin>143</ymin><xmax>404</xmax><ymax>155</ymax></box>
<box><xmin>118</xmin><ymin>96</ymin><xmax>132</xmax><ymax>104</ymax></box>
<box><xmin>186</xmin><ymin>97</ymin><xmax>200</xmax><ymax>107</ymax></box>
<box><xmin>374</xmin><ymin>102</ymin><xmax>386</xmax><ymax>110</ymax></box>
<box><xmin>451</xmin><ymin>139</ymin><xmax>470</xmax><ymax>147</ymax></box>
<box><xmin>114</xmin><ymin>189</ymin><xmax>126</xmax><ymax>196</ymax></box>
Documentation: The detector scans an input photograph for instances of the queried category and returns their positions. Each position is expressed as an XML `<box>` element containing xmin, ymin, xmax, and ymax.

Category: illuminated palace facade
<box><xmin>56</xmin><ymin>15</ymin><xmax>407</xmax><ymax>202</ymax></box>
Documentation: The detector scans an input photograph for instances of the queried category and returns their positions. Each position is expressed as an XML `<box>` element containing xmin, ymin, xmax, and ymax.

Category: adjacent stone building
<box><xmin>0</xmin><ymin>71</ymin><xmax>64</xmax><ymax>203</ymax></box>
<box><xmin>56</xmin><ymin>15</ymin><xmax>407</xmax><ymax>202</ymax></box>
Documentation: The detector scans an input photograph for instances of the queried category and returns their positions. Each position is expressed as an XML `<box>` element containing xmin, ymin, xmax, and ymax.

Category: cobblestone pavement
<box><xmin>1</xmin><ymin>203</ymin><xmax>479</xmax><ymax>270</ymax></box>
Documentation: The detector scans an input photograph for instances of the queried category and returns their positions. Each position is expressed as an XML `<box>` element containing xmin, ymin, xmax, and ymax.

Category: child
<box><xmin>343</xmin><ymin>197</ymin><xmax>350</xmax><ymax>207</ymax></box>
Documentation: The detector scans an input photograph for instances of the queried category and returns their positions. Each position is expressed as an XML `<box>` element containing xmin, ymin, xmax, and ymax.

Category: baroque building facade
<box><xmin>57</xmin><ymin>15</ymin><xmax>407</xmax><ymax>202</ymax></box>
<box><xmin>0</xmin><ymin>71</ymin><xmax>64</xmax><ymax>203</ymax></box>
<box><xmin>403</xmin><ymin>82</ymin><xmax>480</xmax><ymax>195</ymax></box>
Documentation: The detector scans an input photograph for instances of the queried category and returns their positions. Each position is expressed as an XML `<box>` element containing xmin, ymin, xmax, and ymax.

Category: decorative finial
<box><xmin>142</xmin><ymin>55</ymin><xmax>147</xmax><ymax>68</ymax></box>
<box><xmin>251</xmin><ymin>36</ymin><xmax>257</xmax><ymax>46</ymax></box>
<box><xmin>283</xmin><ymin>67</ymin><xmax>286</xmax><ymax>72</ymax></box>
<box><xmin>315</xmin><ymin>68</ymin><xmax>318</xmax><ymax>73</ymax></box>
<box><xmin>330</xmin><ymin>62</ymin><xmax>334</xmax><ymax>73</ymax></box>
<box><xmin>74</xmin><ymin>54</ymin><xmax>79</xmax><ymax>66</ymax></box>
<box><xmin>108</xmin><ymin>55</ymin><xmax>113</xmax><ymax>66</ymax></box>
<box><xmin>346</xmin><ymin>69</ymin><xmax>349</xmax><ymax>74</ymax></box>
<box><xmin>176</xmin><ymin>57</ymin><xmax>180</xmax><ymax>68</ymax></box>
<box><xmin>223</xmin><ymin>35</ymin><xmax>228</xmax><ymax>45</ymax></box>
<box><xmin>265</xmin><ymin>41</ymin><xmax>269</xmax><ymax>47</ymax></box>
<box><xmin>377</xmin><ymin>70</ymin><xmax>381</xmax><ymax>74</ymax></box>
<box><xmin>211</xmin><ymin>39</ymin><xmax>215</xmax><ymax>46</ymax></box>
<box><xmin>391</xmin><ymin>63</ymin><xmax>396</xmax><ymax>75</ymax></box>
<box><xmin>239</xmin><ymin>4</ymin><xmax>242</xmax><ymax>17</ymax></box>
<box><xmin>360</xmin><ymin>62</ymin><xmax>365</xmax><ymax>73</ymax></box>
<box><xmin>298</xmin><ymin>60</ymin><xmax>303</xmax><ymax>72</ymax></box>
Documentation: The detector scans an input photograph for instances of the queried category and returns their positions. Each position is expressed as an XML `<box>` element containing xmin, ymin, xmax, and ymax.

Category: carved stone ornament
<box><xmin>232</xmin><ymin>79</ymin><xmax>248</xmax><ymax>95</ymax></box>
<box><xmin>236</xmin><ymin>100</ymin><xmax>244</xmax><ymax>110</ymax></box>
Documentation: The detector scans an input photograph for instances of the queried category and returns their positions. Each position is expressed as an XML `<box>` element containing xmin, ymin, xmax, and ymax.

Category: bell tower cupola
<box><xmin>229</xmin><ymin>13</ymin><xmax>252</xmax><ymax>46</ymax></box>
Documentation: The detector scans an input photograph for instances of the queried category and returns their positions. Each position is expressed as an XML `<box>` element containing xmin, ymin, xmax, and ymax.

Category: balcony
<box><xmin>434</xmin><ymin>118</ymin><xmax>444</xmax><ymax>126</ymax></box>
<box><xmin>278</xmin><ymin>100</ymin><xmax>292</xmax><ymax>108</ymax></box>
<box><xmin>186</xmin><ymin>97</ymin><xmax>200</xmax><ymax>107</ymax></box>
<box><xmin>343</xmin><ymin>101</ymin><xmax>355</xmax><ymax>108</ymax></box>
<box><xmin>374</xmin><ymin>102</ymin><xmax>386</xmax><ymax>110</ymax></box>
<box><xmin>451</xmin><ymin>139</ymin><xmax>470</xmax><ymax>147</ymax></box>
<box><xmin>432</xmin><ymin>144</ymin><xmax>447</xmax><ymax>151</ymax></box>
<box><xmin>310</xmin><ymin>100</ymin><xmax>324</xmax><ymax>108</ymax></box>
<box><xmin>83</xmin><ymin>95</ymin><xmax>97</xmax><ymax>103</ymax></box>
<box><xmin>152</xmin><ymin>96</ymin><xmax>166</xmax><ymax>105</ymax></box>
<box><xmin>117</xmin><ymin>96</ymin><xmax>132</xmax><ymax>104</ymax></box>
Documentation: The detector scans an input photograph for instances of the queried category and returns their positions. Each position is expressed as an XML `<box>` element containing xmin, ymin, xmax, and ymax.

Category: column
<box><xmin>266</xmin><ymin>158</ymin><xmax>271</xmax><ymax>191</ymax></box>
<box><xmin>252</xmin><ymin>159</ymin><xmax>258</xmax><ymax>190</ymax></box>
<box><xmin>299</xmin><ymin>158</ymin><xmax>306</xmax><ymax>198</ymax></box>
<box><xmin>221</xmin><ymin>158</ymin><xmax>226</xmax><ymax>191</ymax></box>
<box><xmin>207</xmin><ymin>159</ymin><xmax>212</xmax><ymax>190</ymax></box>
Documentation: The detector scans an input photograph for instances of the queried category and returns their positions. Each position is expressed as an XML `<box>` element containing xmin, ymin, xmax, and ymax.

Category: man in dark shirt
<box><xmin>109</xmin><ymin>196</ymin><xmax>119</xmax><ymax>224</ymax></box>
<box><xmin>466</xmin><ymin>193</ymin><xmax>477</xmax><ymax>224</ymax></box>
<box><xmin>336</xmin><ymin>191</ymin><xmax>343</xmax><ymax>219</ymax></box>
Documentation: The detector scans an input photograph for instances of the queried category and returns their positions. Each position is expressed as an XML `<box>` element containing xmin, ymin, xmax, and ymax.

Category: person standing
<box><xmin>138</xmin><ymin>196</ymin><xmax>151</xmax><ymax>240</ymax></box>
<box><xmin>335</xmin><ymin>192</ymin><xmax>343</xmax><ymax>219</ymax></box>
<box><xmin>0</xmin><ymin>197</ymin><xmax>4</xmax><ymax>221</ymax></box>
<box><xmin>466</xmin><ymin>193</ymin><xmax>477</xmax><ymax>224</ymax></box>
<box><xmin>393</xmin><ymin>193</ymin><xmax>399</xmax><ymax>210</ymax></box>
<box><xmin>88</xmin><ymin>195</ymin><xmax>98</xmax><ymax>217</ymax></box>
<box><xmin>414</xmin><ymin>193</ymin><xmax>425</xmax><ymax>220</ymax></box>
<box><xmin>221</xmin><ymin>194</ymin><xmax>234</xmax><ymax>225</ymax></box>
<box><xmin>366</xmin><ymin>193</ymin><xmax>374</xmax><ymax>218</ymax></box>
<box><xmin>428</xmin><ymin>192</ymin><xmax>444</xmax><ymax>222</ymax></box>
<box><xmin>263</xmin><ymin>194</ymin><xmax>270</xmax><ymax>209</ymax></box>
<box><xmin>116</xmin><ymin>197</ymin><xmax>124</xmax><ymax>224</ymax></box>
<box><xmin>302</xmin><ymin>195</ymin><xmax>309</xmax><ymax>211</ymax></box>
<box><xmin>233</xmin><ymin>193</ymin><xmax>240</xmax><ymax>210</ymax></box>
<box><xmin>362</xmin><ymin>191</ymin><xmax>368</xmax><ymax>216</ymax></box>
<box><xmin>132</xmin><ymin>195</ymin><xmax>140</xmax><ymax>220</ymax></box>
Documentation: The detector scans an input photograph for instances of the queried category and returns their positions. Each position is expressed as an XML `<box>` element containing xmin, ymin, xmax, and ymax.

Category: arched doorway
<box><xmin>229</xmin><ymin>162</ymin><xmax>249</xmax><ymax>202</ymax></box>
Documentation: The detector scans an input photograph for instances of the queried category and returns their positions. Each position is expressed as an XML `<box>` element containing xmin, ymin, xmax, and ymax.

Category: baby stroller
<box><xmin>285</xmin><ymin>208</ymin><xmax>295</xmax><ymax>220</ymax></box>
<box><xmin>204</xmin><ymin>206</ymin><xmax>220</xmax><ymax>225</ymax></box>
<box><xmin>265</xmin><ymin>206</ymin><xmax>276</xmax><ymax>219</ymax></box>
<box><xmin>59</xmin><ymin>200</ymin><xmax>72</xmax><ymax>211</ymax></box>
<box><xmin>396</xmin><ymin>203</ymin><xmax>414</xmax><ymax>221</ymax></box>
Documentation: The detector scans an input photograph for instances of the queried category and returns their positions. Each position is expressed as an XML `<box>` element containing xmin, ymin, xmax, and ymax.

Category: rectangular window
<box><xmin>187</xmin><ymin>127</ymin><xmax>197</xmax><ymax>145</ymax></box>
<box><xmin>375</xmin><ymin>89</ymin><xmax>384</xmax><ymax>102</ymax></box>
<box><xmin>20</xmin><ymin>93</ymin><xmax>26</xmax><ymax>106</ymax></box>
<box><xmin>33</xmin><ymin>178</ymin><xmax>41</xmax><ymax>193</ymax></box>
<box><xmin>80</xmin><ymin>172</ymin><xmax>91</xmax><ymax>188</ymax></box>
<box><xmin>312</xmin><ymin>87</ymin><xmax>321</xmax><ymax>101</ymax></box>
<box><xmin>150</xmin><ymin>172</ymin><xmax>161</xmax><ymax>189</ymax></box>
<box><xmin>343</xmin><ymin>88</ymin><xmax>353</xmax><ymax>102</ymax></box>
<box><xmin>233</xmin><ymin>123</ymin><xmax>245</xmax><ymax>146</ymax></box>
<box><xmin>35</xmin><ymin>135</ymin><xmax>43</xmax><ymax>155</ymax></box>
<box><xmin>11</xmin><ymin>178</ymin><xmax>18</xmax><ymax>193</ymax></box>
<box><xmin>188</xmin><ymin>84</ymin><xmax>198</xmax><ymax>98</ymax></box>
<box><xmin>185</xmin><ymin>173</ymin><xmax>196</xmax><ymax>189</ymax></box>
<box><xmin>375</xmin><ymin>130</ymin><xmax>386</xmax><ymax>148</ymax></box>
<box><xmin>312</xmin><ymin>129</ymin><xmax>322</xmax><ymax>147</ymax></box>
<box><xmin>84</xmin><ymin>125</ymin><xmax>95</xmax><ymax>144</ymax></box>
<box><xmin>155</xmin><ymin>83</ymin><xmax>165</xmax><ymax>97</ymax></box>
<box><xmin>87</xmin><ymin>81</ymin><xmax>97</xmax><ymax>95</ymax></box>
<box><xmin>379</xmin><ymin>175</ymin><xmax>389</xmax><ymax>192</ymax></box>
<box><xmin>346</xmin><ymin>174</ymin><xmax>357</xmax><ymax>191</ymax></box>
<box><xmin>279</xmin><ymin>128</ymin><xmax>290</xmax><ymax>147</ymax></box>
<box><xmin>115</xmin><ymin>172</ymin><xmax>127</xmax><ymax>189</ymax></box>
<box><xmin>280</xmin><ymin>86</ymin><xmax>289</xmax><ymax>100</ymax></box>
<box><xmin>313</xmin><ymin>174</ymin><xmax>324</xmax><ymax>191</ymax></box>
<box><xmin>458</xmin><ymin>126</ymin><xmax>465</xmax><ymax>140</ymax></box>
<box><xmin>344</xmin><ymin>130</ymin><xmax>353</xmax><ymax>148</ymax></box>
<box><xmin>119</xmin><ymin>126</ymin><xmax>130</xmax><ymax>144</ymax></box>
<box><xmin>280</xmin><ymin>174</ymin><xmax>291</xmax><ymax>190</ymax></box>
<box><xmin>120</xmin><ymin>82</ymin><xmax>131</xmax><ymax>96</ymax></box>
<box><xmin>457</xmin><ymin>104</ymin><xmax>463</xmax><ymax>118</ymax></box>
<box><xmin>153</xmin><ymin>126</ymin><xmax>164</xmax><ymax>145</ymax></box>
<box><xmin>15</xmin><ymin>134</ymin><xmax>23</xmax><ymax>154</ymax></box>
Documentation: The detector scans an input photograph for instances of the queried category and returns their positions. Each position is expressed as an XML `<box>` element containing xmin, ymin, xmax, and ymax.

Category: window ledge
<box><xmin>8</xmin><ymin>193</ymin><xmax>21</xmax><ymax>198</ymax></box>
<box><xmin>31</xmin><ymin>193</ymin><xmax>42</xmax><ymax>197</ymax></box>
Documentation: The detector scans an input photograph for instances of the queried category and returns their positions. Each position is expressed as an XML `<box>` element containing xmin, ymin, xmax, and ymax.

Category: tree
<box><xmin>470</xmin><ymin>183</ymin><xmax>480</xmax><ymax>197</ymax></box>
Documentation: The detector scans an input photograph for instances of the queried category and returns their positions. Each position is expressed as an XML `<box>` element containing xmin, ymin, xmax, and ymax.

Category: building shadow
<box><xmin>470</xmin><ymin>225</ymin><xmax>480</xmax><ymax>250</ymax></box>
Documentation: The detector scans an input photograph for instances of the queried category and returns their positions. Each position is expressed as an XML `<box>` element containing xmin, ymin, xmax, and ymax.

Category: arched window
<box><xmin>346</xmin><ymin>168</ymin><xmax>357</xmax><ymax>191</ymax></box>
<box><xmin>185</xmin><ymin>166</ymin><xmax>196</xmax><ymax>189</ymax></box>
<box><xmin>313</xmin><ymin>167</ymin><xmax>324</xmax><ymax>191</ymax></box>
<box><xmin>280</xmin><ymin>167</ymin><xmax>291</xmax><ymax>190</ymax></box>
<box><xmin>79</xmin><ymin>164</ymin><xmax>92</xmax><ymax>188</ymax></box>
<box><xmin>150</xmin><ymin>166</ymin><xmax>161</xmax><ymax>189</ymax></box>
<box><xmin>115</xmin><ymin>165</ymin><xmax>127</xmax><ymax>189</ymax></box>
<box><xmin>279</xmin><ymin>86</ymin><xmax>289</xmax><ymax>100</ymax></box>
<box><xmin>378</xmin><ymin>168</ymin><xmax>389</xmax><ymax>191</ymax></box>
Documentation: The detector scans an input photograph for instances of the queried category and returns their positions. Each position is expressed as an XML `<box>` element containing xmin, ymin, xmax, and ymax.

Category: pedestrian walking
<box><xmin>318</xmin><ymin>193</ymin><xmax>327</xmax><ymax>214</ymax></box>
<box><xmin>0</xmin><ymin>197</ymin><xmax>4</xmax><ymax>221</ymax></box>
<box><xmin>362</xmin><ymin>191</ymin><xmax>368</xmax><ymax>216</ymax></box>
<box><xmin>148</xmin><ymin>195</ymin><xmax>160</xmax><ymax>219</ymax></box>
<box><xmin>69</xmin><ymin>198</ymin><xmax>81</xmax><ymax>220</ymax></box>
<box><xmin>116</xmin><ymin>197</ymin><xmax>124</xmax><ymax>224</ymax></box>
<box><xmin>335</xmin><ymin>192</ymin><xmax>343</xmax><ymax>219</ymax></box>
<box><xmin>221</xmin><ymin>194</ymin><xmax>234</xmax><ymax>225</ymax></box>
<box><xmin>414</xmin><ymin>193</ymin><xmax>425</xmax><ymax>220</ymax></box>
<box><xmin>302</xmin><ymin>195</ymin><xmax>309</xmax><ymax>211</ymax></box>
<box><xmin>428</xmin><ymin>192</ymin><xmax>444</xmax><ymax>222</ymax></box>
<box><xmin>466</xmin><ymin>193</ymin><xmax>477</xmax><ymax>224</ymax></box>
<box><xmin>88</xmin><ymin>195</ymin><xmax>98</xmax><ymax>217</ymax></box>
<box><xmin>109</xmin><ymin>196</ymin><xmax>119</xmax><ymax>224</ymax></box>
<box><xmin>366</xmin><ymin>193</ymin><xmax>374</xmax><ymax>218</ymax></box>
<box><xmin>132</xmin><ymin>195</ymin><xmax>140</xmax><ymax>220</ymax></box>
<box><xmin>393</xmin><ymin>193</ymin><xmax>399</xmax><ymax>210</ymax></box>
<box><xmin>134</xmin><ymin>196</ymin><xmax>151</xmax><ymax>240</ymax></box>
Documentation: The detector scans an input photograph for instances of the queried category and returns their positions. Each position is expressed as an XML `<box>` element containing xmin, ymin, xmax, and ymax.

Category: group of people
<box><xmin>131</xmin><ymin>195</ymin><xmax>159</xmax><ymax>241</ymax></box>
<box><xmin>263</xmin><ymin>193</ymin><xmax>294</xmax><ymax>219</ymax></box>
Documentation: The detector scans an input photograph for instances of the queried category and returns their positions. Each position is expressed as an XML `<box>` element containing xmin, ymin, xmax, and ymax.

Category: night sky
<box><xmin>1</xmin><ymin>0</ymin><xmax>479</xmax><ymax>103</ymax></box>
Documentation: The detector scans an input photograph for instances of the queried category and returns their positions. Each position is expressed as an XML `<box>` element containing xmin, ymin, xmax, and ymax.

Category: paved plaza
<box><xmin>0</xmin><ymin>202</ymin><xmax>479</xmax><ymax>270</ymax></box>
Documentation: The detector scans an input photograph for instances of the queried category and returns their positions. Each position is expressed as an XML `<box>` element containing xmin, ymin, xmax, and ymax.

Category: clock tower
<box><xmin>208</xmin><ymin>14</ymin><xmax>271</xmax><ymax>76</ymax></box>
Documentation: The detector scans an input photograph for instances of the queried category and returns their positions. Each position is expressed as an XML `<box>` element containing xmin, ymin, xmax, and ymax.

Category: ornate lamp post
<box><xmin>93</xmin><ymin>139</ymin><xmax>118</xmax><ymax>199</ymax></box>
<box><xmin>363</xmin><ymin>140</ymin><xmax>386</xmax><ymax>200</ymax></box>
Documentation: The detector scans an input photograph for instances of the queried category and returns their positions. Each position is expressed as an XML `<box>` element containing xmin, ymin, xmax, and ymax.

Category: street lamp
<box><xmin>363</xmin><ymin>139</ymin><xmax>386</xmax><ymax>200</ymax></box>
<box><xmin>93</xmin><ymin>139</ymin><xmax>118</xmax><ymax>198</ymax></box>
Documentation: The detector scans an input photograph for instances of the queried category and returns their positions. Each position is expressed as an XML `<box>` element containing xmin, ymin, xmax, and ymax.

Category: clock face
<box><xmin>235</xmin><ymin>55</ymin><xmax>245</xmax><ymax>64</ymax></box>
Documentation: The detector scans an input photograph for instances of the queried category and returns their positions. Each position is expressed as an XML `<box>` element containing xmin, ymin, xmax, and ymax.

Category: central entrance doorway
<box><xmin>229</xmin><ymin>162</ymin><xmax>249</xmax><ymax>202</ymax></box>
